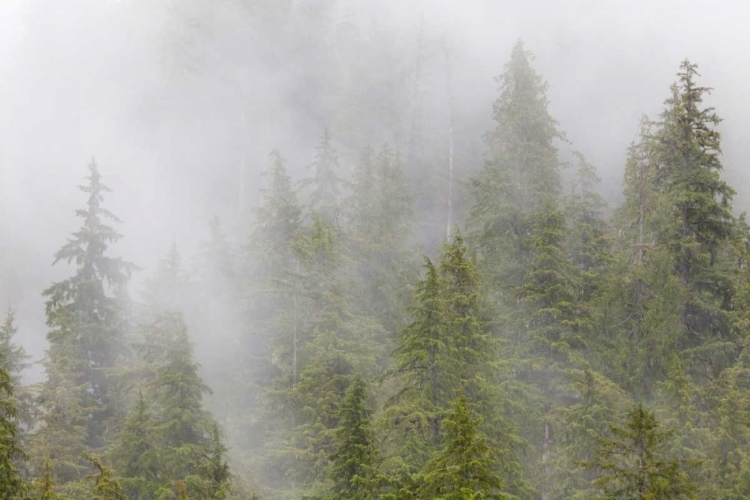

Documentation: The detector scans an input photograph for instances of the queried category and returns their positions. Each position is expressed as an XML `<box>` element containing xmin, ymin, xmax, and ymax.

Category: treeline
<box><xmin>3</xmin><ymin>39</ymin><xmax>750</xmax><ymax>500</ymax></box>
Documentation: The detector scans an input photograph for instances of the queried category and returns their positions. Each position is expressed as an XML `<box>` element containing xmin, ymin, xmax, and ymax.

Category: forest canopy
<box><xmin>2</xmin><ymin>2</ymin><xmax>750</xmax><ymax>500</ymax></box>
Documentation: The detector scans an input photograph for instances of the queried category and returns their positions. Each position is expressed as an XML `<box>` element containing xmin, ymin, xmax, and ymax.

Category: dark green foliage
<box><xmin>35</xmin><ymin>452</ymin><xmax>66</xmax><ymax>500</ymax></box>
<box><xmin>0</xmin><ymin>347</ymin><xmax>27</xmax><ymax>499</ymax></box>
<box><xmin>0</xmin><ymin>309</ymin><xmax>32</xmax><ymax>428</ymax></box>
<box><xmin>327</xmin><ymin>377</ymin><xmax>377</xmax><ymax>500</ymax></box>
<box><xmin>35</xmin><ymin>160</ymin><xmax>136</xmax><ymax>487</ymax></box>
<box><xmin>517</xmin><ymin>201</ymin><xmax>583</xmax><ymax>357</ymax></box>
<box><xmin>84</xmin><ymin>455</ymin><xmax>127</xmax><ymax>500</ymax></box>
<box><xmin>470</xmin><ymin>39</ymin><xmax>563</xmax><ymax>296</ymax></box>
<box><xmin>416</xmin><ymin>397</ymin><xmax>507</xmax><ymax>500</ymax></box>
<box><xmin>383</xmin><ymin>232</ymin><xmax>529</xmax><ymax>498</ymax></box>
<box><xmin>582</xmin><ymin>403</ymin><xmax>696</xmax><ymax>499</ymax></box>
<box><xmin>111</xmin><ymin>392</ymin><xmax>158</xmax><ymax>500</ymax></box>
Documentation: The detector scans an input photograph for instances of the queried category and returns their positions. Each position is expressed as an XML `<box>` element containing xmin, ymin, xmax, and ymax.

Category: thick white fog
<box><xmin>2</xmin><ymin>0</ymin><xmax>750</xmax><ymax>376</ymax></box>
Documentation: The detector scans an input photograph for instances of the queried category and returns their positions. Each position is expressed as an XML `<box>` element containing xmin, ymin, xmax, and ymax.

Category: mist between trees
<box><xmin>3</xmin><ymin>1</ymin><xmax>750</xmax><ymax>499</ymax></box>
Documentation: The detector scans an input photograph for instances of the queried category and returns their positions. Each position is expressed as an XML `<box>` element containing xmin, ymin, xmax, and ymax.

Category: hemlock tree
<box><xmin>84</xmin><ymin>454</ymin><xmax>126</xmax><ymax>500</ymax></box>
<box><xmin>110</xmin><ymin>392</ymin><xmax>158</xmax><ymax>500</ymax></box>
<box><xmin>0</xmin><ymin>348</ymin><xmax>27</xmax><ymax>498</ymax></box>
<box><xmin>382</xmin><ymin>233</ymin><xmax>529</xmax><ymax>498</ymax></box>
<box><xmin>36</xmin><ymin>451</ymin><xmax>66</xmax><ymax>500</ymax></box>
<box><xmin>653</xmin><ymin>61</ymin><xmax>736</xmax><ymax>378</ymax></box>
<box><xmin>0</xmin><ymin>309</ymin><xmax>32</xmax><ymax>429</ymax></box>
<box><xmin>416</xmin><ymin>397</ymin><xmax>507</xmax><ymax>500</ymax></box>
<box><xmin>260</xmin><ymin>216</ymin><xmax>386</xmax><ymax>498</ymax></box>
<box><xmin>470</xmin><ymin>39</ymin><xmax>564</xmax><ymax>296</ymax></box>
<box><xmin>143</xmin><ymin>312</ymin><xmax>230</xmax><ymax>500</ymax></box>
<box><xmin>35</xmin><ymin>160</ymin><xmax>136</xmax><ymax>487</ymax></box>
<box><xmin>327</xmin><ymin>377</ymin><xmax>377</xmax><ymax>500</ymax></box>
<box><xmin>583</xmin><ymin>403</ymin><xmax>696</xmax><ymax>499</ymax></box>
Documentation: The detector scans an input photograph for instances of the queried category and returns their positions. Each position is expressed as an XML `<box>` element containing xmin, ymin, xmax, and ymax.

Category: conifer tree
<box><xmin>302</xmin><ymin>129</ymin><xmax>343</xmax><ymax>226</ymax></box>
<box><xmin>84</xmin><ymin>455</ymin><xmax>126</xmax><ymax>500</ymax></box>
<box><xmin>250</xmin><ymin>150</ymin><xmax>302</xmax><ymax>279</ymax></box>
<box><xmin>383</xmin><ymin>233</ymin><xmax>529</xmax><ymax>498</ymax></box>
<box><xmin>327</xmin><ymin>377</ymin><xmax>377</xmax><ymax>500</ymax></box>
<box><xmin>260</xmin><ymin>216</ymin><xmax>386</xmax><ymax>498</ymax></box>
<box><xmin>345</xmin><ymin>145</ymin><xmax>415</xmax><ymax>334</ymax></box>
<box><xmin>565</xmin><ymin>152</ymin><xmax>610</xmax><ymax>300</ymax></box>
<box><xmin>35</xmin><ymin>451</ymin><xmax>66</xmax><ymax>500</ymax></box>
<box><xmin>111</xmin><ymin>391</ymin><xmax>158</xmax><ymax>500</ymax></box>
<box><xmin>551</xmin><ymin>368</ymin><xmax>627</xmax><ymax>500</ymax></box>
<box><xmin>416</xmin><ymin>397</ymin><xmax>507</xmax><ymax>500</ymax></box>
<box><xmin>145</xmin><ymin>312</ymin><xmax>230</xmax><ymax>500</ymax></box>
<box><xmin>0</xmin><ymin>309</ymin><xmax>32</xmax><ymax>432</ymax></box>
<box><xmin>0</xmin><ymin>347</ymin><xmax>27</xmax><ymax>498</ymax></box>
<box><xmin>652</xmin><ymin>61</ymin><xmax>736</xmax><ymax>373</ymax></box>
<box><xmin>35</xmin><ymin>160</ymin><xmax>136</xmax><ymax>486</ymax></box>
<box><xmin>517</xmin><ymin>201</ymin><xmax>582</xmax><ymax>357</ymax></box>
<box><xmin>583</xmin><ymin>403</ymin><xmax>696</xmax><ymax>499</ymax></box>
<box><xmin>470</xmin><ymin>39</ymin><xmax>564</xmax><ymax>294</ymax></box>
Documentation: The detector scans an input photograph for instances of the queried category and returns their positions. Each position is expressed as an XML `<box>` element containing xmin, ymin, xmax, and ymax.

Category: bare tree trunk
<box><xmin>541</xmin><ymin>421</ymin><xmax>551</xmax><ymax>500</ymax></box>
<box><xmin>443</xmin><ymin>38</ymin><xmax>455</xmax><ymax>241</ymax></box>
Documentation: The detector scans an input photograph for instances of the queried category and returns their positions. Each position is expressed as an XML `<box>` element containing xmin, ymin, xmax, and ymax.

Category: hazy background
<box><xmin>2</xmin><ymin>0</ymin><xmax>749</xmax><ymax>380</ymax></box>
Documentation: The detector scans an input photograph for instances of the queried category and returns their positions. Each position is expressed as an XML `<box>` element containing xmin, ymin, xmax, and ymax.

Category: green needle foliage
<box><xmin>583</xmin><ymin>403</ymin><xmax>696</xmax><ymax>500</ymax></box>
<box><xmin>416</xmin><ymin>397</ymin><xmax>507</xmax><ymax>500</ymax></box>
<box><xmin>327</xmin><ymin>377</ymin><xmax>378</xmax><ymax>500</ymax></box>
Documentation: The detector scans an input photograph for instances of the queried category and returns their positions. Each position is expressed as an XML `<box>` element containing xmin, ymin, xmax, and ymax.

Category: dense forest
<box><xmin>4</xmin><ymin>1</ymin><xmax>750</xmax><ymax>499</ymax></box>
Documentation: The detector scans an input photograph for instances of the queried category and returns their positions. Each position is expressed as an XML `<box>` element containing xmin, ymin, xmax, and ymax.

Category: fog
<box><xmin>1</xmin><ymin>0</ymin><xmax>749</xmax><ymax>412</ymax></box>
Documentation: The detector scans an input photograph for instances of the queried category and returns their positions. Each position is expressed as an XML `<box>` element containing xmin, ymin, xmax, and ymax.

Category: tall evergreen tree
<box><xmin>582</xmin><ymin>403</ymin><xmax>696</xmax><ymax>499</ymax></box>
<box><xmin>35</xmin><ymin>160</ymin><xmax>136</xmax><ymax>486</ymax></box>
<box><xmin>345</xmin><ymin>145</ymin><xmax>415</xmax><ymax>334</ymax></box>
<box><xmin>0</xmin><ymin>347</ymin><xmax>27</xmax><ymax>498</ymax></box>
<box><xmin>302</xmin><ymin>129</ymin><xmax>343</xmax><ymax>226</ymax></box>
<box><xmin>35</xmin><ymin>451</ymin><xmax>66</xmax><ymax>500</ymax></box>
<box><xmin>0</xmin><ymin>309</ymin><xmax>32</xmax><ymax>431</ymax></box>
<box><xmin>470</xmin><ymin>39</ymin><xmax>564</xmax><ymax>295</ymax></box>
<box><xmin>564</xmin><ymin>152</ymin><xmax>610</xmax><ymax>301</ymax></box>
<box><xmin>653</xmin><ymin>60</ymin><xmax>736</xmax><ymax>377</ymax></box>
<box><xmin>110</xmin><ymin>391</ymin><xmax>158</xmax><ymax>500</ymax></box>
<box><xmin>145</xmin><ymin>312</ymin><xmax>230</xmax><ymax>500</ymax></box>
<box><xmin>259</xmin><ymin>216</ymin><xmax>385</xmax><ymax>499</ymax></box>
<box><xmin>327</xmin><ymin>377</ymin><xmax>377</xmax><ymax>500</ymax></box>
<box><xmin>416</xmin><ymin>397</ymin><xmax>507</xmax><ymax>500</ymax></box>
<box><xmin>84</xmin><ymin>455</ymin><xmax>126</xmax><ymax>500</ymax></box>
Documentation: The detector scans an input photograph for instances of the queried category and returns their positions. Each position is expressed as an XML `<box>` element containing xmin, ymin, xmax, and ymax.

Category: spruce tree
<box><xmin>583</xmin><ymin>403</ymin><xmax>696</xmax><ymax>499</ymax></box>
<box><xmin>653</xmin><ymin>61</ymin><xmax>736</xmax><ymax>375</ymax></box>
<box><xmin>470</xmin><ymin>39</ymin><xmax>564</xmax><ymax>295</ymax></box>
<box><xmin>145</xmin><ymin>312</ymin><xmax>230</xmax><ymax>500</ymax></box>
<box><xmin>327</xmin><ymin>377</ymin><xmax>377</xmax><ymax>500</ymax></box>
<box><xmin>517</xmin><ymin>200</ymin><xmax>583</xmax><ymax>357</ymax></box>
<box><xmin>260</xmin><ymin>216</ymin><xmax>385</xmax><ymax>498</ymax></box>
<box><xmin>36</xmin><ymin>159</ymin><xmax>136</xmax><ymax>486</ymax></box>
<box><xmin>35</xmin><ymin>451</ymin><xmax>66</xmax><ymax>500</ymax></box>
<box><xmin>383</xmin><ymin>233</ymin><xmax>529</xmax><ymax>498</ymax></box>
<box><xmin>416</xmin><ymin>397</ymin><xmax>507</xmax><ymax>500</ymax></box>
<box><xmin>84</xmin><ymin>455</ymin><xmax>126</xmax><ymax>500</ymax></box>
<box><xmin>551</xmin><ymin>368</ymin><xmax>627</xmax><ymax>500</ymax></box>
